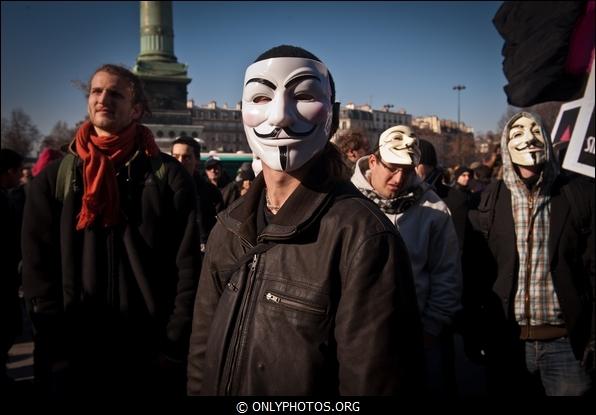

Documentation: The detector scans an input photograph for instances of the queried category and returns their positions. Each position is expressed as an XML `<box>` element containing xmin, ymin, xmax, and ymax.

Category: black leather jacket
<box><xmin>187</xmin><ymin>159</ymin><xmax>424</xmax><ymax>396</ymax></box>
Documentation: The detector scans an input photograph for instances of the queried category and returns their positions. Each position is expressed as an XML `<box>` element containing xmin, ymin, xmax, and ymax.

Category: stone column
<box><xmin>139</xmin><ymin>1</ymin><xmax>176</xmax><ymax>62</ymax></box>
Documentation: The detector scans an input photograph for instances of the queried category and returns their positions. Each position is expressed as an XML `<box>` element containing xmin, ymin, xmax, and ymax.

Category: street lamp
<box><xmin>452</xmin><ymin>85</ymin><xmax>466</xmax><ymax>165</ymax></box>
<box><xmin>452</xmin><ymin>85</ymin><xmax>466</xmax><ymax>131</ymax></box>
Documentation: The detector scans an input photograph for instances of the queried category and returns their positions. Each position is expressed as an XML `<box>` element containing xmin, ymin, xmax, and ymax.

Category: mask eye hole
<box><xmin>253</xmin><ymin>96</ymin><xmax>271</xmax><ymax>104</ymax></box>
<box><xmin>295</xmin><ymin>93</ymin><xmax>314</xmax><ymax>101</ymax></box>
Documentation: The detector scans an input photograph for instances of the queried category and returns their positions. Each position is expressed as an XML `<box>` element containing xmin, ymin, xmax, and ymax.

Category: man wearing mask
<box><xmin>22</xmin><ymin>64</ymin><xmax>200</xmax><ymax>397</ymax></box>
<box><xmin>351</xmin><ymin>125</ymin><xmax>462</xmax><ymax>396</ymax></box>
<box><xmin>187</xmin><ymin>45</ymin><xmax>423</xmax><ymax>396</ymax></box>
<box><xmin>470</xmin><ymin>112</ymin><xmax>594</xmax><ymax>396</ymax></box>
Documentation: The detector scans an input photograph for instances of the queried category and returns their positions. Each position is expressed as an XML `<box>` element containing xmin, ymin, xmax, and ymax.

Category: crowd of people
<box><xmin>1</xmin><ymin>44</ymin><xmax>593</xmax><ymax>398</ymax></box>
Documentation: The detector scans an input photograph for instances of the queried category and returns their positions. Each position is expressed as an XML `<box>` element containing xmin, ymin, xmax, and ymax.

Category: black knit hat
<box><xmin>454</xmin><ymin>166</ymin><xmax>473</xmax><ymax>180</ymax></box>
<box><xmin>418</xmin><ymin>139</ymin><xmax>437</xmax><ymax>167</ymax></box>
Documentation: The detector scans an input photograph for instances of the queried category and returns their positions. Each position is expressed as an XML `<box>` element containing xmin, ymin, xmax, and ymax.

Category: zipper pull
<box><xmin>250</xmin><ymin>254</ymin><xmax>258</xmax><ymax>272</ymax></box>
<box><xmin>265</xmin><ymin>292</ymin><xmax>280</xmax><ymax>303</ymax></box>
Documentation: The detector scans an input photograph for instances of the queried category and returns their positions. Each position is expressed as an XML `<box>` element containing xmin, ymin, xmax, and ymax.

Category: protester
<box><xmin>332</xmin><ymin>129</ymin><xmax>371</xmax><ymax>171</ymax></box>
<box><xmin>221</xmin><ymin>162</ymin><xmax>255</xmax><ymax>209</ymax></box>
<box><xmin>415</xmin><ymin>138</ymin><xmax>450</xmax><ymax>198</ymax></box>
<box><xmin>31</xmin><ymin>147</ymin><xmax>63</xmax><ymax>177</ymax></box>
<box><xmin>171</xmin><ymin>136</ymin><xmax>224</xmax><ymax>250</ymax></box>
<box><xmin>21</xmin><ymin>64</ymin><xmax>200</xmax><ymax>397</ymax></box>
<box><xmin>187</xmin><ymin>45</ymin><xmax>424</xmax><ymax>396</ymax></box>
<box><xmin>203</xmin><ymin>156</ymin><xmax>231</xmax><ymax>190</ymax></box>
<box><xmin>352</xmin><ymin>125</ymin><xmax>462</xmax><ymax>396</ymax></box>
<box><xmin>470</xmin><ymin>111</ymin><xmax>594</xmax><ymax>396</ymax></box>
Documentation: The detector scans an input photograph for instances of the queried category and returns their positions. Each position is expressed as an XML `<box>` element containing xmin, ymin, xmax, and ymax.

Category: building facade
<box><xmin>190</xmin><ymin>101</ymin><xmax>250</xmax><ymax>153</ymax></box>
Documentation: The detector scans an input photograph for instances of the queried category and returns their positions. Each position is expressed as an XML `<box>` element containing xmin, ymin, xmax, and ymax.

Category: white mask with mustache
<box><xmin>242</xmin><ymin>57</ymin><xmax>333</xmax><ymax>172</ymax></box>
<box><xmin>507</xmin><ymin>115</ymin><xmax>546</xmax><ymax>166</ymax></box>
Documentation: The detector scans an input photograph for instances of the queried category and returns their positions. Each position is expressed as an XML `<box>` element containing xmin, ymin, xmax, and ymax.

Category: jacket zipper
<box><xmin>524</xmin><ymin>191</ymin><xmax>536</xmax><ymax>335</ymax></box>
<box><xmin>224</xmin><ymin>253</ymin><xmax>259</xmax><ymax>395</ymax></box>
<box><xmin>265</xmin><ymin>291</ymin><xmax>326</xmax><ymax>315</ymax></box>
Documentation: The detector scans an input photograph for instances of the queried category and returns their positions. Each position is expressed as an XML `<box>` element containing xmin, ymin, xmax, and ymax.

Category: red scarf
<box><xmin>74</xmin><ymin>121</ymin><xmax>160</xmax><ymax>230</ymax></box>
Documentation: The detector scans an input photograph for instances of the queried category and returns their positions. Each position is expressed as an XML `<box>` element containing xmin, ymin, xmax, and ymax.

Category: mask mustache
<box><xmin>514</xmin><ymin>137</ymin><xmax>544</xmax><ymax>151</ymax></box>
<box><xmin>254</xmin><ymin>125</ymin><xmax>316</xmax><ymax>138</ymax></box>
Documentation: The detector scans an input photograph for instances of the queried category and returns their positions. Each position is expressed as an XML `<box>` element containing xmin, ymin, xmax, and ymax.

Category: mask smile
<box><xmin>254</xmin><ymin>125</ymin><xmax>316</xmax><ymax>139</ymax></box>
<box><xmin>513</xmin><ymin>138</ymin><xmax>544</xmax><ymax>152</ymax></box>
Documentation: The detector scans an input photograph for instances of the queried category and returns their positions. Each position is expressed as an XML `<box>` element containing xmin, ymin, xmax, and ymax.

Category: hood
<box><xmin>500</xmin><ymin>111</ymin><xmax>559</xmax><ymax>191</ymax></box>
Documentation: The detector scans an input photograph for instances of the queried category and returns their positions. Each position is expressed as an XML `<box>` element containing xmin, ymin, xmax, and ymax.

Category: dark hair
<box><xmin>454</xmin><ymin>166</ymin><xmax>473</xmax><ymax>180</ymax></box>
<box><xmin>333</xmin><ymin>130</ymin><xmax>370</xmax><ymax>155</ymax></box>
<box><xmin>172</xmin><ymin>136</ymin><xmax>201</xmax><ymax>158</ymax></box>
<box><xmin>87</xmin><ymin>64</ymin><xmax>151</xmax><ymax>119</ymax></box>
<box><xmin>474</xmin><ymin>164</ymin><xmax>492</xmax><ymax>181</ymax></box>
<box><xmin>0</xmin><ymin>148</ymin><xmax>24</xmax><ymax>175</ymax></box>
<box><xmin>254</xmin><ymin>45</ymin><xmax>338</xmax><ymax>135</ymax></box>
<box><xmin>418</xmin><ymin>139</ymin><xmax>438</xmax><ymax>167</ymax></box>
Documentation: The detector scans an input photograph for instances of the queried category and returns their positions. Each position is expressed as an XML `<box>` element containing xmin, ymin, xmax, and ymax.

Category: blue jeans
<box><xmin>525</xmin><ymin>337</ymin><xmax>592</xmax><ymax>396</ymax></box>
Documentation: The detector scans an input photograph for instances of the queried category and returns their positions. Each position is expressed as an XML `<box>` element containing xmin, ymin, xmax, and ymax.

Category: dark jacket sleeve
<box><xmin>187</xmin><ymin>222</ymin><xmax>226</xmax><ymax>395</ymax></box>
<box><xmin>162</xmin><ymin>161</ymin><xmax>201</xmax><ymax>362</ymax></box>
<box><xmin>335</xmin><ymin>229</ymin><xmax>424</xmax><ymax>395</ymax></box>
<box><xmin>21</xmin><ymin>162</ymin><xmax>68</xmax><ymax>367</ymax></box>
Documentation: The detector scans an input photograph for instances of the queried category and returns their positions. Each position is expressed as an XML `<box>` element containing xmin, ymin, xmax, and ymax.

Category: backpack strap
<box><xmin>55</xmin><ymin>153</ymin><xmax>76</xmax><ymax>202</ymax></box>
<box><xmin>150</xmin><ymin>154</ymin><xmax>166</xmax><ymax>183</ymax></box>
<box><xmin>235</xmin><ymin>242</ymin><xmax>276</xmax><ymax>267</ymax></box>
<box><xmin>55</xmin><ymin>153</ymin><xmax>167</xmax><ymax>203</ymax></box>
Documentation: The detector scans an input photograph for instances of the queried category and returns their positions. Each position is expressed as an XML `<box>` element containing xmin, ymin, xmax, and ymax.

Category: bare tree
<box><xmin>1</xmin><ymin>109</ymin><xmax>40</xmax><ymax>156</ymax></box>
<box><xmin>445</xmin><ymin>132</ymin><xmax>476</xmax><ymax>168</ymax></box>
<box><xmin>46</xmin><ymin>120</ymin><xmax>76</xmax><ymax>149</ymax></box>
<box><xmin>497</xmin><ymin>105</ymin><xmax>519</xmax><ymax>135</ymax></box>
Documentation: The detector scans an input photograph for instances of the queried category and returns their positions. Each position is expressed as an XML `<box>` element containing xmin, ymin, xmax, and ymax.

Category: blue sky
<box><xmin>1</xmin><ymin>1</ymin><xmax>507</xmax><ymax>137</ymax></box>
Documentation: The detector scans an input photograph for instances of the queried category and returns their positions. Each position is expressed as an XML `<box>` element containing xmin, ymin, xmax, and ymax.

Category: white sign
<box><xmin>553</xmin><ymin>58</ymin><xmax>595</xmax><ymax>178</ymax></box>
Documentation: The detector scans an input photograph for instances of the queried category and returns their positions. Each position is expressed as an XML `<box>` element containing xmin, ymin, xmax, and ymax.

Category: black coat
<box><xmin>471</xmin><ymin>175</ymin><xmax>594</xmax><ymax>361</ymax></box>
<box><xmin>21</xmin><ymin>149</ymin><xmax>200</xmax><ymax>395</ymax></box>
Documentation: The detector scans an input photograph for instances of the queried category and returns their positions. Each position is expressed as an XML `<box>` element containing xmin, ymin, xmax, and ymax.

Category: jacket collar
<box><xmin>218</xmin><ymin>157</ymin><xmax>337</xmax><ymax>246</ymax></box>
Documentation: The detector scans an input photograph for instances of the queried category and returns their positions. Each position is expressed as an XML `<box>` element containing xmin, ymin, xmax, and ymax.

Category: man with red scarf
<box><xmin>21</xmin><ymin>64</ymin><xmax>200</xmax><ymax>397</ymax></box>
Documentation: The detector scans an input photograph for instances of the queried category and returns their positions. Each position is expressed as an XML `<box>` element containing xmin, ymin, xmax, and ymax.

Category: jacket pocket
<box><xmin>264</xmin><ymin>290</ymin><xmax>326</xmax><ymax>315</ymax></box>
